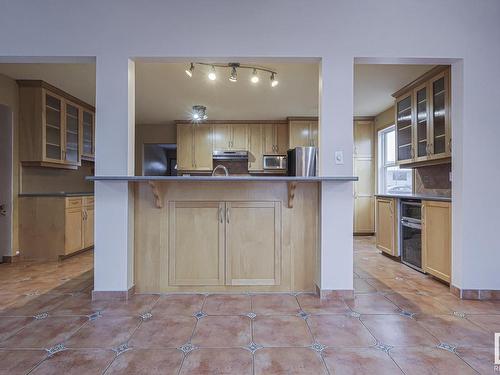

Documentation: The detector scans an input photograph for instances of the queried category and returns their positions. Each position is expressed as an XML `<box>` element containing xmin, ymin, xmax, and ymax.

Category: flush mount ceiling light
<box><xmin>191</xmin><ymin>105</ymin><xmax>208</xmax><ymax>122</ymax></box>
<box><xmin>184</xmin><ymin>62</ymin><xmax>278</xmax><ymax>87</ymax></box>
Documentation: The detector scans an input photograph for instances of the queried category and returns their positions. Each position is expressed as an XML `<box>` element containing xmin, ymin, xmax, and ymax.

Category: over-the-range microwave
<box><xmin>263</xmin><ymin>154</ymin><xmax>287</xmax><ymax>170</ymax></box>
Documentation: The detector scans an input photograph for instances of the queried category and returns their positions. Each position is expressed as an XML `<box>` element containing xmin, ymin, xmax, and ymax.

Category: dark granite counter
<box><xmin>375</xmin><ymin>193</ymin><xmax>451</xmax><ymax>202</ymax></box>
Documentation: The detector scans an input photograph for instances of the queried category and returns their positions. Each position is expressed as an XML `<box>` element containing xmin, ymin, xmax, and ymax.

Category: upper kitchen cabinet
<box><xmin>176</xmin><ymin>123</ymin><xmax>214</xmax><ymax>171</ymax></box>
<box><xmin>392</xmin><ymin>66</ymin><xmax>451</xmax><ymax>166</ymax></box>
<box><xmin>81</xmin><ymin>109</ymin><xmax>95</xmax><ymax>161</ymax></box>
<box><xmin>213</xmin><ymin>123</ymin><xmax>248</xmax><ymax>150</ymax></box>
<box><xmin>288</xmin><ymin>117</ymin><xmax>318</xmax><ymax>148</ymax></box>
<box><xmin>18</xmin><ymin>80</ymin><xmax>95</xmax><ymax>169</ymax></box>
<box><xmin>263</xmin><ymin>123</ymin><xmax>288</xmax><ymax>154</ymax></box>
<box><xmin>248</xmin><ymin>124</ymin><xmax>264</xmax><ymax>171</ymax></box>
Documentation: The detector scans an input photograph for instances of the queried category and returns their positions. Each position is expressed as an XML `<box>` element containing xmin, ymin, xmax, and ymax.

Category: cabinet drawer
<box><xmin>66</xmin><ymin>197</ymin><xmax>82</xmax><ymax>209</ymax></box>
<box><xmin>83</xmin><ymin>196</ymin><xmax>94</xmax><ymax>207</ymax></box>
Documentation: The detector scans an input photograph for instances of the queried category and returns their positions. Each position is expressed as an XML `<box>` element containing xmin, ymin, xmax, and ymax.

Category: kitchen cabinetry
<box><xmin>422</xmin><ymin>200</ymin><xmax>451</xmax><ymax>282</ymax></box>
<box><xmin>176</xmin><ymin>123</ymin><xmax>213</xmax><ymax>171</ymax></box>
<box><xmin>353</xmin><ymin>120</ymin><xmax>374</xmax><ymax>234</ymax></box>
<box><xmin>263</xmin><ymin>123</ymin><xmax>288</xmax><ymax>154</ymax></box>
<box><xmin>19</xmin><ymin>195</ymin><xmax>94</xmax><ymax>260</ymax></box>
<box><xmin>375</xmin><ymin>197</ymin><xmax>397</xmax><ymax>256</ymax></box>
<box><xmin>393</xmin><ymin>67</ymin><xmax>451</xmax><ymax>166</ymax></box>
<box><xmin>81</xmin><ymin>110</ymin><xmax>95</xmax><ymax>161</ymax></box>
<box><xmin>168</xmin><ymin>200</ymin><xmax>281</xmax><ymax>286</ymax></box>
<box><xmin>18</xmin><ymin>80</ymin><xmax>95</xmax><ymax>169</ymax></box>
<box><xmin>213</xmin><ymin>124</ymin><xmax>248</xmax><ymax>150</ymax></box>
<box><xmin>248</xmin><ymin>124</ymin><xmax>264</xmax><ymax>171</ymax></box>
<box><xmin>288</xmin><ymin>118</ymin><xmax>318</xmax><ymax>148</ymax></box>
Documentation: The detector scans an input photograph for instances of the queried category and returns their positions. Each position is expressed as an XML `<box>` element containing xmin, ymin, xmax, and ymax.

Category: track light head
<box><xmin>208</xmin><ymin>66</ymin><xmax>217</xmax><ymax>81</ymax></box>
<box><xmin>270</xmin><ymin>72</ymin><xmax>279</xmax><ymax>87</ymax></box>
<box><xmin>185</xmin><ymin>63</ymin><xmax>194</xmax><ymax>77</ymax></box>
<box><xmin>229</xmin><ymin>66</ymin><xmax>238</xmax><ymax>82</ymax></box>
<box><xmin>250</xmin><ymin>69</ymin><xmax>259</xmax><ymax>83</ymax></box>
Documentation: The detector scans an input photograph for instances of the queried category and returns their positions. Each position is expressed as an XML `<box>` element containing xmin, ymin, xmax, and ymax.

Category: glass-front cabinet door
<box><xmin>64</xmin><ymin>102</ymin><xmax>80</xmax><ymax>164</ymax></box>
<box><xmin>430</xmin><ymin>71</ymin><xmax>450</xmax><ymax>158</ymax></box>
<box><xmin>44</xmin><ymin>92</ymin><xmax>63</xmax><ymax>162</ymax></box>
<box><xmin>82</xmin><ymin>110</ymin><xmax>94</xmax><ymax>160</ymax></box>
<box><xmin>414</xmin><ymin>84</ymin><xmax>429</xmax><ymax>162</ymax></box>
<box><xmin>396</xmin><ymin>94</ymin><xmax>413</xmax><ymax>163</ymax></box>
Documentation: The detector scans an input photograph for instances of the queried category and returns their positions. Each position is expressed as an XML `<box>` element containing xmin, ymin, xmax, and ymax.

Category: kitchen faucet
<box><xmin>212</xmin><ymin>164</ymin><xmax>229</xmax><ymax>176</ymax></box>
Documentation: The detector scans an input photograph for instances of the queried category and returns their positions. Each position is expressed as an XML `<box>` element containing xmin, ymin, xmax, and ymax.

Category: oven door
<box><xmin>400</xmin><ymin>220</ymin><xmax>423</xmax><ymax>271</ymax></box>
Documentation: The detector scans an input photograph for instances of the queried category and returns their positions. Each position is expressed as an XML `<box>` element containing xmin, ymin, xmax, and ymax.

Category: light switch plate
<box><xmin>335</xmin><ymin>151</ymin><xmax>344</xmax><ymax>165</ymax></box>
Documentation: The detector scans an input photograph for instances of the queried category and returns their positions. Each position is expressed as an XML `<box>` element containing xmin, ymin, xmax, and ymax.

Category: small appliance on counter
<box><xmin>212</xmin><ymin>150</ymin><xmax>249</xmax><ymax>175</ymax></box>
<box><xmin>263</xmin><ymin>154</ymin><xmax>287</xmax><ymax>171</ymax></box>
<box><xmin>287</xmin><ymin>147</ymin><xmax>317</xmax><ymax>176</ymax></box>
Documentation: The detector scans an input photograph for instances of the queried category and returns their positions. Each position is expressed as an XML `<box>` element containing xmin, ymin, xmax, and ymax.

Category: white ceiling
<box><xmin>135</xmin><ymin>62</ymin><xmax>319</xmax><ymax>124</ymax></box>
<box><xmin>0</xmin><ymin>62</ymin><xmax>435</xmax><ymax>122</ymax></box>
<box><xmin>354</xmin><ymin>64</ymin><xmax>434</xmax><ymax>116</ymax></box>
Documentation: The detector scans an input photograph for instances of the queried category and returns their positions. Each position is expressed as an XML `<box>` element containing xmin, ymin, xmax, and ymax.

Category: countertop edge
<box><xmin>375</xmin><ymin>193</ymin><xmax>451</xmax><ymax>202</ymax></box>
<box><xmin>19</xmin><ymin>192</ymin><xmax>94</xmax><ymax>197</ymax></box>
<box><xmin>86</xmin><ymin>176</ymin><xmax>358</xmax><ymax>182</ymax></box>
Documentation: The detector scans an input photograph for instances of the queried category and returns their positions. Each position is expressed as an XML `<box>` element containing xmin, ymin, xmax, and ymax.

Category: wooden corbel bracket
<box><xmin>148</xmin><ymin>181</ymin><xmax>163</xmax><ymax>208</ymax></box>
<box><xmin>287</xmin><ymin>181</ymin><xmax>297</xmax><ymax>208</ymax></box>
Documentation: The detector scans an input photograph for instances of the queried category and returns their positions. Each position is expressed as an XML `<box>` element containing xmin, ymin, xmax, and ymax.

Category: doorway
<box><xmin>0</xmin><ymin>104</ymin><xmax>13</xmax><ymax>261</ymax></box>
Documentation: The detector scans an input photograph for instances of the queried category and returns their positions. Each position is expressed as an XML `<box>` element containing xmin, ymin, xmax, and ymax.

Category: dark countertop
<box><xmin>87</xmin><ymin>175</ymin><xmax>358</xmax><ymax>182</ymax></box>
<box><xmin>375</xmin><ymin>193</ymin><xmax>451</xmax><ymax>202</ymax></box>
<box><xmin>19</xmin><ymin>192</ymin><xmax>94</xmax><ymax>197</ymax></box>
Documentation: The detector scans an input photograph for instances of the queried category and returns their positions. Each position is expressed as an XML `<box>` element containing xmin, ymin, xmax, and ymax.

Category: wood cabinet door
<box><xmin>354</xmin><ymin>158</ymin><xmax>374</xmax><ymax>234</ymax></box>
<box><xmin>395</xmin><ymin>94</ymin><xmax>414</xmax><ymax>164</ymax></box>
<box><xmin>213</xmin><ymin>124</ymin><xmax>231</xmax><ymax>150</ymax></box>
<box><xmin>275</xmin><ymin>123</ymin><xmax>289</xmax><ymax>154</ymax></box>
<box><xmin>262</xmin><ymin>123</ymin><xmax>276</xmax><ymax>154</ymax></box>
<box><xmin>83</xmin><ymin>206</ymin><xmax>94</xmax><ymax>248</ymax></box>
<box><xmin>65</xmin><ymin>208</ymin><xmax>83</xmax><ymax>255</ymax></box>
<box><xmin>176</xmin><ymin>124</ymin><xmax>193</xmax><ymax>170</ymax></box>
<box><xmin>422</xmin><ymin>201</ymin><xmax>451</xmax><ymax>282</ymax></box>
<box><xmin>226</xmin><ymin>201</ymin><xmax>281</xmax><ymax>286</ymax></box>
<box><xmin>429</xmin><ymin>70</ymin><xmax>451</xmax><ymax>159</ymax></box>
<box><xmin>193</xmin><ymin>124</ymin><xmax>213</xmax><ymax>170</ymax></box>
<box><xmin>353</xmin><ymin>120</ymin><xmax>373</xmax><ymax>157</ymax></box>
<box><xmin>309</xmin><ymin>121</ymin><xmax>318</xmax><ymax>147</ymax></box>
<box><xmin>43</xmin><ymin>91</ymin><xmax>64</xmax><ymax>163</ymax></box>
<box><xmin>289</xmin><ymin>120</ymin><xmax>310</xmax><ymax>148</ymax></box>
<box><xmin>231</xmin><ymin>124</ymin><xmax>248</xmax><ymax>150</ymax></box>
<box><xmin>64</xmin><ymin>101</ymin><xmax>81</xmax><ymax>165</ymax></box>
<box><xmin>248</xmin><ymin>124</ymin><xmax>263</xmax><ymax>171</ymax></box>
<box><xmin>168</xmin><ymin>201</ymin><xmax>225</xmax><ymax>285</ymax></box>
<box><xmin>375</xmin><ymin>198</ymin><xmax>396</xmax><ymax>256</ymax></box>
<box><xmin>82</xmin><ymin>110</ymin><xmax>95</xmax><ymax>160</ymax></box>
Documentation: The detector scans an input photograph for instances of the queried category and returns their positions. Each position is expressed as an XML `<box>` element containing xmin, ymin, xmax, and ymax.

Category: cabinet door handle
<box><xmin>226</xmin><ymin>207</ymin><xmax>230</xmax><ymax>223</ymax></box>
<box><xmin>410</xmin><ymin>145</ymin><xmax>415</xmax><ymax>159</ymax></box>
<box><xmin>448</xmin><ymin>138</ymin><xmax>452</xmax><ymax>152</ymax></box>
<box><xmin>218</xmin><ymin>207</ymin><xmax>223</xmax><ymax>223</ymax></box>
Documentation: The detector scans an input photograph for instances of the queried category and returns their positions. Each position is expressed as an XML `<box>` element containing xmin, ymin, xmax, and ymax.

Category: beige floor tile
<box><xmin>251</xmin><ymin>294</ymin><xmax>301</xmax><ymax>315</ymax></box>
<box><xmin>104</xmin><ymin>348</ymin><xmax>183</xmax><ymax>374</ymax></box>
<box><xmin>203</xmin><ymin>294</ymin><xmax>251</xmax><ymax>315</ymax></box>
<box><xmin>297</xmin><ymin>293</ymin><xmax>351</xmax><ymax>314</ymax></box>
<box><xmin>253</xmin><ymin>316</ymin><xmax>313</xmax><ymax>347</ymax></box>
<box><xmin>346</xmin><ymin>294</ymin><xmax>400</xmax><ymax>314</ymax></box>
<box><xmin>30</xmin><ymin>349</ymin><xmax>115</xmax><ymax>375</ymax></box>
<box><xmin>307</xmin><ymin>315</ymin><xmax>376</xmax><ymax>348</ymax></box>
<box><xmin>129</xmin><ymin>316</ymin><xmax>196</xmax><ymax>348</ymax></box>
<box><xmin>151</xmin><ymin>294</ymin><xmax>204</xmax><ymax>317</ymax></box>
<box><xmin>254</xmin><ymin>347</ymin><xmax>328</xmax><ymax>375</ymax></box>
<box><xmin>0</xmin><ymin>349</ymin><xmax>47</xmax><ymax>375</ymax></box>
<box><xmin>191</xmin><ymin>316</ymin><xmax>251</xmax><ymax>348</ymax></box>
<box><xmin>180</xmin><ymin>348</ymin><xmax>252</xmax><ymax>375</ymax></box>
<box><xmin>323</xmin><ymin>348</ymin><xmax>403</xmax><ymax>375</ymax></box>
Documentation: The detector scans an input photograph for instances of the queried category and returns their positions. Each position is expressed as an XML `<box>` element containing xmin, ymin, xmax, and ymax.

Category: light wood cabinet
<box><xmin>248</xmin><ymin>124</ymin><xmax>264</xmax><ymax>171</ymax></box>
<box><xmin>167</xmin><ymin>200</ymin><xmax>282</xmax><ymax>287</ymax></box>
<box><xmin>375</xmin><ymin>197</ymin><xmax>397</xmax><ymax>256</ymax></box>
<box><xmin>213</xmin><ymin>124</ymin><xmax>248</xmax><ymax>150</ymax></box>
<box><xmin>19</xmin><ymin>195</ymin><xmax>94</xmax><ymax>260</ymax></box>
<box><xmin>422</xmin><ymin>200</ymin><xmax>451</xmax><ymax>282</ymax></box>
<box><xmin>289</xmin><ymin>118</ymin><xmax>318</xmax><ymax>148</ymax></box>
<box><xmin>81</xmin><ymin>110</ymin><xmax>95</xmax><ymax>161</ymax></box>
<box><xmin>176</xmin><ymin>123</ymin><xmax>213</xmax><ymax>171</ymax></box>
<box><xmin>353</xmin><ymin>120</ymin><xmax>374</xmax><ymax>234</ymax></box>
<box><xmin>226</xmin><ymin>201</ymin><xmax>281</xmax><ymax>286</ymax></box>
<box><xmin>168</xmin><ymin>201</ymin><xmax>225</xmax><ymax>286</ymax></box>
<box><xmin>393</xmin><ymin>66</ymin><xmax>451</xmax><ymax>166</ymax></box>
<box><xmin>18</xmin><ymin>80</ymin><xmax>95</xmax><ymax>169</ymax></box>
<box><xmin>263</xmin><ymin>123</ymin><xmax>288</xmax><ymax>154</ymax></box>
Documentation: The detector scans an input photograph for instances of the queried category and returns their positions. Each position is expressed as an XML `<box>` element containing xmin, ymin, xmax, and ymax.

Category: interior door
<box><xmin>168</xmin><ymin>201</ymin><xmax>225</xmax><ymax>285</ymax></box>
<box><xmin>0</xmin><ymin>105</ymin><xmax>13</xmax><ymax>259</ymax></box>
<box><xmin>226</xmin><ymin>201</ymin><xmax>281</xmax><ymax>286</ymax></box>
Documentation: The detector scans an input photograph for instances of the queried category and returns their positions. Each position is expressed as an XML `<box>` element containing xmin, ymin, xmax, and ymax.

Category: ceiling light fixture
<box><xmin>251</xmin><ymin>69</ymin><xmax>259</xmax><ymax>83</ymax></box>
<box><xmin>185</xmin><ymin>62</ymin><xmax>278</xmax><ymax>87</ymax></box>
<box><xmin>270</xmin><ymin>72</ymin><xmax>279</xmax><ymax>87</ymax></box>
<box><xmin>208</xmin><ymin>66</ymin><xmax>217</xmax><ymax>81</ymax></box>
<box><xmin>191</xmin><ymin>105</ymin><xmax>208</xmax><ymax>122</ymax></box>
<box><xmin>185</xmin><ymin>63</ymin><xmax>194</xmax><ymax>77</ymax></box>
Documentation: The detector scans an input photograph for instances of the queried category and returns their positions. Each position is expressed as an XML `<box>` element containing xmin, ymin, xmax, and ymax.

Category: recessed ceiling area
<box><xmin>135</xmin><ymin>61</ymin><xmax>319</xmax><ymax>124</ymax></box>
<box><xmin>354</xmin><ymin>64</ymin><xmax>435</xmax><ymax>117</ymax></box>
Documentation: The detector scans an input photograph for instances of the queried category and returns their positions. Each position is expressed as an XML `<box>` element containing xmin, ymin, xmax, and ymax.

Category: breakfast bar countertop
<box><xmin>87</xmin><ymin>175</ymin><xmax>359</xmax><ymax>182</ymax></box>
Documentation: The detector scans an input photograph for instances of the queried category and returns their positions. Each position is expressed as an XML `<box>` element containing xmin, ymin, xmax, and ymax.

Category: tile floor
<box><xmin>0</xmin><ymin>237</ymin><xmax>499</xmax><ymax>374</ymax></box>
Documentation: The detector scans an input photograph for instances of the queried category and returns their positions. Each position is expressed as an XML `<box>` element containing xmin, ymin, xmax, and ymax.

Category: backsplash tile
<box><xmin>414</xmin><ymin>163</ymin><xmax>451</xmax><ymax>197</ymax></box>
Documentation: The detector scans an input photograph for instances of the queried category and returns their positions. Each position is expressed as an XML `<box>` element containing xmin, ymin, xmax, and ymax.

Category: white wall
<box><xmin>2</xmin><ymin>0</ymin><xmax>500</xmax><ymax>291</ymax></box>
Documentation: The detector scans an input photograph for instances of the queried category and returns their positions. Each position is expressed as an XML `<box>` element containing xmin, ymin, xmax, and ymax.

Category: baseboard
<box><xmin>92</xmin><ymin>285</ymin><xmax>135</xmax><ymax>301</ymax></box>
<box><xmin>353</xmin><ymin>232</ymin><xmax>375</xmax><ymax>236</ymax></box>
<box><xmin>2</xmin><ymin>254</ymin><xmax>20</xmax><ymax>263</ymax></box>
<box><xmin>315</xmin><ymin>284</ymin><xmax>354</xmax><ymax>300</ymax></box>
<box><xmin>58</xmin><ymin>246</ymin><xmax>93</xmax><ymax>261</ymax></box>
<box><xmin>451</xmin><ymin>284</ymin><xmax>500</xmax><ymax>300</ymax></box>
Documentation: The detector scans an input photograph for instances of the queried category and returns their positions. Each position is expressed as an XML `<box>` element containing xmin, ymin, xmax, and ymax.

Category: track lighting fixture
<box><xmin>208</xmin><ymin>66</ymin><xmax>217</xmax><ymax>81</ymax></box>
<box><xmin>185</xmin><ymin>63</ymin><xmax>194</xmax><ymax>77</ymax></box>
<box><xmin>184</xmin><ymin>62</ymin><xmax>278</xmax><ymax>87</ymax></box>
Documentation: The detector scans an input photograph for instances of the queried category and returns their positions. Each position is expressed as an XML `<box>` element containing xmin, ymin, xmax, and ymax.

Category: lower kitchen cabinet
<box><xmin>226</xmin><ymin>201</ymin><xmax>281</xmax><ymax>286</ymax></box>
<box><xmin>375</xmin><ymin>197</ymin><xmax>397</xmax><ymax>256</ymax></box>
<box><xmin>422</xmin><ymin>200</ymin><xmax>451</xmax><ymax>282</ymax></box>
<box><xmin>19</xmin><ymin>195</ymin><xmax>94</xmax><ymax>260</ymax></box>
<box><xmin>167</xmin><ymin>200</ymin><xmax>281</xmax><ymax>287</ymax></box>
<box><xmin>168</xmin><ymin>201</ymin><xmax>225</xmax><ymax>286</ymax></box>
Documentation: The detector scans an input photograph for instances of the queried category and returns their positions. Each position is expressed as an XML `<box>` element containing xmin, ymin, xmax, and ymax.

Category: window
<box><xmin>378</xmin><ymin>126</ymin><xmax>412</xmax><ymax>194</ymax></box>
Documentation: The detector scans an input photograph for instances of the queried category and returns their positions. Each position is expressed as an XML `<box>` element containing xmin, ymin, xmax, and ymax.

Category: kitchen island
<box><xmin>89</xmin><ymin>176</ymin><xmax>357</xmax><ymax>293</ymax></box>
